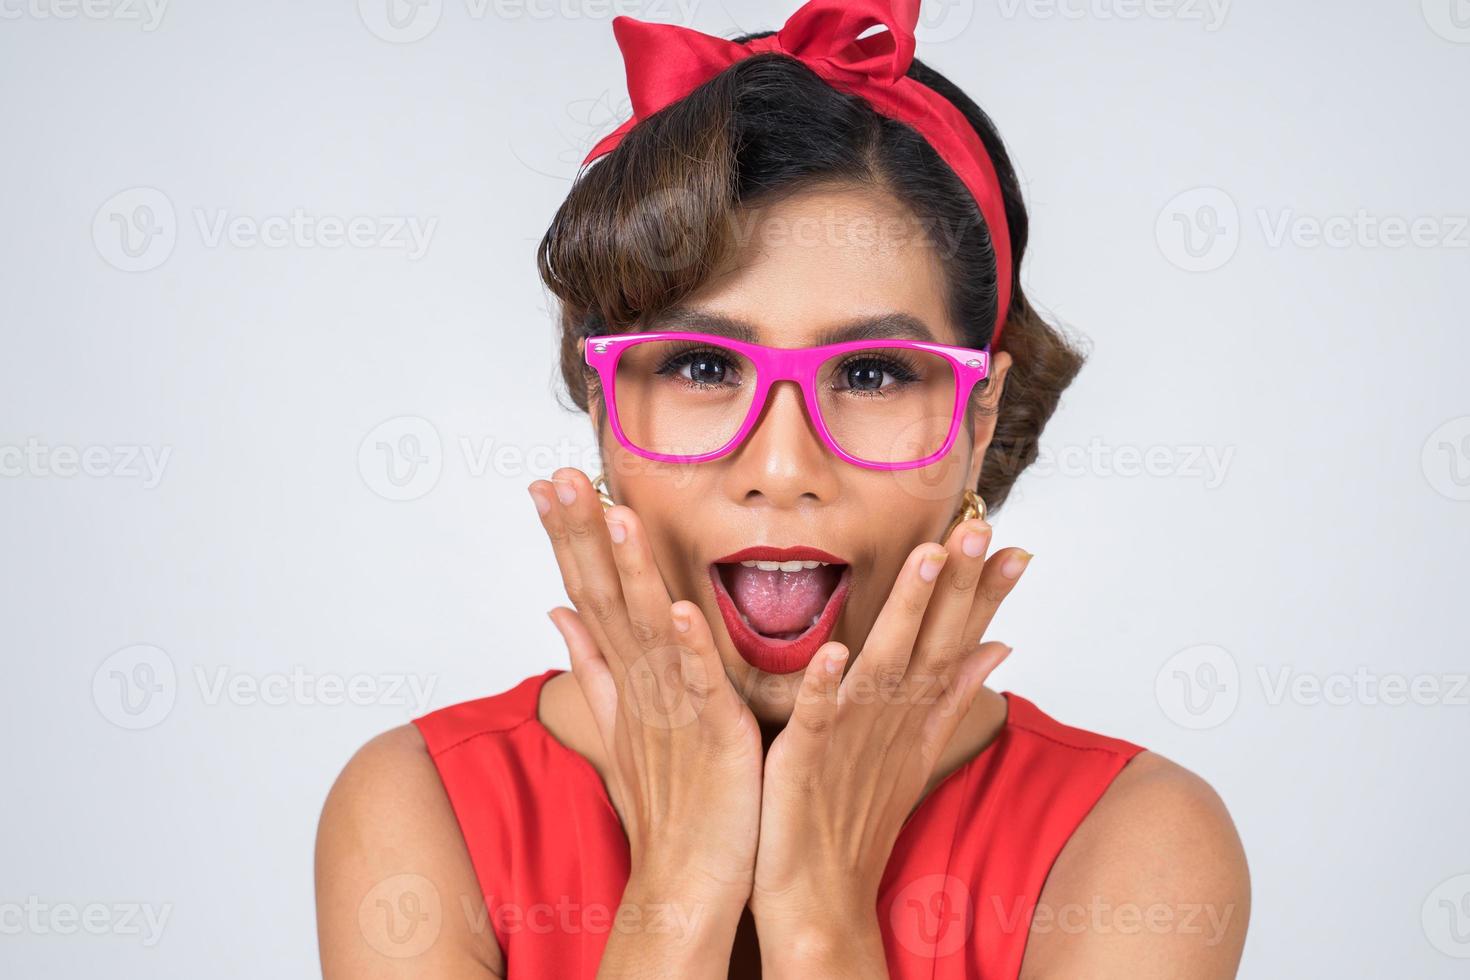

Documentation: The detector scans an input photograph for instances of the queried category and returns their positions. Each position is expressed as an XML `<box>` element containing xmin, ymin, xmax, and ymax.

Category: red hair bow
<box><xmin>582</xmin><ymin>0</ymin><xmax>1014</xmax><ymax>342</ymax></box>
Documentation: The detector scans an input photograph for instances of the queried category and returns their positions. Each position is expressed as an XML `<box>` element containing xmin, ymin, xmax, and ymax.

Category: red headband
<box><xmin>581</xmin><ymin>0</ymin><xmax>1014</xmax><ymax>345</ymax></box>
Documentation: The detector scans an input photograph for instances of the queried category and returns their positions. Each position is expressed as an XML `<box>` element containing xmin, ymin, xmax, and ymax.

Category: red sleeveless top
<box><xmin>413</xmin><ymin>669</ymin><xmax>1143</xmax><ymax>978</ymax></box>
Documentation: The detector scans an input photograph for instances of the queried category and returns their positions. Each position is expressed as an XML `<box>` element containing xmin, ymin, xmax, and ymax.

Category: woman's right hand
<box><xmin>530</xmin><ymin>467</ymin><xmax>762</xmax><ymax>975</ymax></box>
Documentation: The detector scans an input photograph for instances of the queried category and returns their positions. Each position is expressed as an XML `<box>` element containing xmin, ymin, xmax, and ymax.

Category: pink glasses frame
<box><xmin>583</xmin><ymin>331</ymin><xmax>992</xmax><ymax>471</ymax></box>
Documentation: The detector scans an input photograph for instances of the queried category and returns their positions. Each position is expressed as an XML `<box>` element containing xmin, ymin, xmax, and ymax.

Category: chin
<box><xmin>723</xmin><ymin>661</ymin><xmax>807</xmax><ymax>726</ymax></box>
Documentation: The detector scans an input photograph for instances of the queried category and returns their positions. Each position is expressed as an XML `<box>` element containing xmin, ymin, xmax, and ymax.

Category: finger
<box><xmin>907</xmin><ymin>517</ymin><xmax>993</xmax><ymax>685</ymax></box>
<box><xmin>961</xmin><ymin>547</ymin><xmax>1033</xmax><ymax>646</ymax></box>
<box><xmin>546</xmin><ymin>605</ymin><xmax>639</xmax><ymax>827</ymax></box>
<box><xmin>783</xmin><ymin>642</ymin><xmax>848</xmax><ymax>754</ymax></box>
<box><xmin>602</xmin><ymin>503</ymin><xmax>678</xmax><ymax>654</ymax></box>
<box><xmin>921</xmin><ymin>642</ymin><xmax>1013</xmax><ymax>767</ymax></box>
<box><xmin>842</xmin><ymin>542</ymin><xmax>949</xmax><ymax>704</ymax></box>
<box><xmin>601</xmin><ymin>503</ymin><xmax>736</xmax><ymax>735</ymax></box>
<box><xmin>668</xmin><ymin>597</ymin><xmax>744</xmax><ymax>726</ymax></box>
<box><xmin>530</xmin><ymin>467</ymin><xmax>638</xmax><ymax>672</ymax></box>
<box><xmin>548</xmin><ymin>605</ymin><xmax>619</xmax><ymax>745</ymax></box>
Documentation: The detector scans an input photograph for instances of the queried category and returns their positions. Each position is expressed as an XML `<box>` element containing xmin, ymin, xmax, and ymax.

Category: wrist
<box><xmin>758</xmin><ymin>893</ymin><xmax>882</xmax><ymax>975</ymax></box>
<box><xmin>616</xmin><ymin>869</ymin><xmax>747</xmax><ymax>953</ymax></box>
<box><xmin>626</xmin><ymin>859</ymin><xmax>752</xmax><ymax>908</ymax></box>
<box><xmin>755</xmin><ymin>902</ymin><xmax>887</xmax><ymax>978</ymax></box>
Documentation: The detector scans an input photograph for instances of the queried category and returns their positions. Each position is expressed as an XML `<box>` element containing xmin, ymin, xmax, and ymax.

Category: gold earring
<box><xmin>592</xmin><ymin>472</ymin><xmax>615</xmax><ymax>510</ymax></box>
<box><xmin>942</xmin><ymin>488</ymin><xmax>987</xmax><ymax>542</ymax></box>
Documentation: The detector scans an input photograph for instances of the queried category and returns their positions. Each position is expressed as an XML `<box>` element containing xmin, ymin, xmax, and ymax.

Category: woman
<box><xmin>315</xmin><ymin>1</ymin><xmax>1250</xmax><ymax>975</ymax></box>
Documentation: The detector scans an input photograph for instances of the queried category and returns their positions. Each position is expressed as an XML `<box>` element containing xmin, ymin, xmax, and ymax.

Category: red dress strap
<box><xmin>877</xmin><ymin>692</ymin><xmax>1144</xmax><ymax>976</ymax></box>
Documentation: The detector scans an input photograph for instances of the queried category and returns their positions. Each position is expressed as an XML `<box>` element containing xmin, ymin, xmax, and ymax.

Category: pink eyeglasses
<box><xmin>583</xmin><ymin>331</ymin><xmax>992</xmax><ymax>471</ymax></box>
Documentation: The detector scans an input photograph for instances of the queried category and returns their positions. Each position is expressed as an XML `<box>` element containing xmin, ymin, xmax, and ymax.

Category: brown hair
<box><xmin>536</xmin><ymin>37</ymin><xmax>1085</xmax><ymax>513</ymax></box>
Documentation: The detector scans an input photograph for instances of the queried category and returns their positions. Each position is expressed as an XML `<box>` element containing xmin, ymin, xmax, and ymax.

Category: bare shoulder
<box><xmin>1020</xmin><ymin>751</ymin><xmax>1251</xmax><ymax>979</ymax></box>
<box><xmin>314</xmin><ymin>724</ymin><xmax>503</xmax><ymax>979</ymax></box>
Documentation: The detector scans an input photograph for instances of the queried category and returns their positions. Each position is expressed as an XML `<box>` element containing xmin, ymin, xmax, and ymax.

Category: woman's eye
<box><xmin>840</xmin><ymin>358</ymin><xmax>909</xmax><ymax>393</ymax></box>
<box><xmin>662</xmin><ymin>350</ymin><xmax>739</xmax><ymax>386</ymax></box>
<box><xmin>682</xmin><ymin>355</ymin><xmax>729</xmax><ymax>384</ymax></box>
<box><xmin>846</xmin><ymin>363</ymin><xmax>888</xmax><ymax>391</ymax></box>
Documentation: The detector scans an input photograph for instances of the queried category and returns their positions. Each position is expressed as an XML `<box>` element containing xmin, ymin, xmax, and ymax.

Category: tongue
<box><xmin>724</xmin><ymin>564</ymin><xmax>840</xmax><ymax>637</ymax></box>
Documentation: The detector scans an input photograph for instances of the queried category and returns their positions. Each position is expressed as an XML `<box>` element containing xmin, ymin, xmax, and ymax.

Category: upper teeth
<box><xmin>739</xmin><ymin>559</ymin><xmax>831</xmax><ymax>572</ymax></box>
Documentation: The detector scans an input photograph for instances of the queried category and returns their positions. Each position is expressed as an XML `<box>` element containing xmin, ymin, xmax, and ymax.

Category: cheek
<box><xmin>611</xmin><ymin>468</ymin><xmax>713</xmax><ymax>598</ymax></box>
<box><xmin>886</xmin><ymin>465</ymin><xmax>976</xmax><ymax>545</ymax></box>
<box><xmin>854</xmin><ymin>478</ymin><xmax>955</xmax><ymax>554</ymax></box>
<box><xmin>831</xmin><ymin>485</ymin><xmax>951</xmax><ymax>637</ymax></box>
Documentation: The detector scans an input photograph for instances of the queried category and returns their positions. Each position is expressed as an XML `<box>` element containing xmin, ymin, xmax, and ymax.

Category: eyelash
<box><xmin>654</xmin><ymin>345</ymin><xmax>741</xmax><ymax>389</ymax></box>
<box><xmin>831</xmin><ymin>353</ymin><xmax>921</xmax><ymax>396</ymax></box>
<box><xmin>651</xmin><ymin>344</ymin><xmax>923</xmax><ymax>395</ymax></box>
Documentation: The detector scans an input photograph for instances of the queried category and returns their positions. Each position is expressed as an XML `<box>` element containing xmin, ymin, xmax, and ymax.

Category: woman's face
<box><xmin>588</xmin><ymin>185</ymin><xmax>1012</xmax><ymax>724</ymax></box>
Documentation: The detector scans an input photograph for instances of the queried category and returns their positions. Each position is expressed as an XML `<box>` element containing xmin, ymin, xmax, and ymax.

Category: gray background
<box><xmin>2</xmin><ymin>0</ymin><xmax>1467</xmax><ymax>976</ymax></box>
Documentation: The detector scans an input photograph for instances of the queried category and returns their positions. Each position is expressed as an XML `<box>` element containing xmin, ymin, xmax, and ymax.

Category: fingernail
<box><xmin>528</xmin><ymin>486</ymin><xmax>551</xmax><ymax>516</ymax></box>
<box><xmin>919</xmin><ymin>549</ymin><xmax>948</xmax><ymax>582</ymax></box>
<box><xmin>961</xmin><ymin>526</ymin><xmax>989</xmax><ymax>558</ymax></box>
<box><xmin>1001</xmin><ymin>550</ymin><xmax>1033</xmax><ymax>579</ymax></box>
<box><xmin>552</xmin><ymin>478</ymin><xmax>576</xmax><ymax>505</ymax></box>
<box><xmin>825</xmin><ymin>647</ymin><xmax>848</xmax><ymax>675</ymax></box>
<box><xmin>546</xmin><ymin>609</ymin><xmax>560</xmax><ymax>629</ymax></box>
<box><xmin>605</xmin><ymin>515</ymin><xmax>626</xmax><ymax>544</ymax></box>
<box><xmin>671</xmin><ymin>605</ymin><xmax>691</xmax><ymax>633</ymax></box>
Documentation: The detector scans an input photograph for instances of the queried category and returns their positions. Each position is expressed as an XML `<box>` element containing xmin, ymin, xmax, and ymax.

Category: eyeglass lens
<box><xmin>611</xmin><ymin>338</ymin><xmax>959</xmax><ymax>464</ymax></box>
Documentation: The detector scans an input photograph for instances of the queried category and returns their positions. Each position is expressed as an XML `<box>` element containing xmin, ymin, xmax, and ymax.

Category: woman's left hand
<box><xmin>750</xmin><ymin>516</ymin><xmax>1031</xmax><ymax>976</ymax></box>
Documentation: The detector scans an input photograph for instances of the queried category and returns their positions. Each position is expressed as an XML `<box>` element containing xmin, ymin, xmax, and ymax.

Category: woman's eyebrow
<box><xmin>647</xmin><ymin>306</ymin><xmax>938</xmax><ymax>345</ymax></box>
<box><xmin>647</xmin><ymin>306</ymin><xmax>760</xmax><ymax>342</ymax></box>
<box><xmin>814</xmin><ymin>314</ymin><xmax>937</xmax><ymax>345</ymax></box>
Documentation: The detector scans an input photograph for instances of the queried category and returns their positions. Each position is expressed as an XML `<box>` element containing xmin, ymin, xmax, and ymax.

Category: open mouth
<box><xmin>707</xmin><ymin>546</ymin><xmax>852</xmax><ymax>675</ymax></box>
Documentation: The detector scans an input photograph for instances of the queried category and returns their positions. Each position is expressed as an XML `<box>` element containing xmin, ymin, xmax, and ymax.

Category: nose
<box><xmin>722</xmin><ymin>380</ymin><xmax>840</xmax><ymax>508</ymax></box>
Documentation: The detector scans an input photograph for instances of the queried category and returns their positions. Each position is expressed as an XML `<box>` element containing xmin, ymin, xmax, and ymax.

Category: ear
<box><xmin>964</xmin><ymin>350</ymin><xmax>1012</xmax><ymax>491</ymax></box>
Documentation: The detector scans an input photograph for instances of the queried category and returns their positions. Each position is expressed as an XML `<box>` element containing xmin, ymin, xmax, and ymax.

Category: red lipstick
<box><xmin>707</xmin><ymin>546</ymin><xmax>851</xmax><ymax>675</ymax></box>
<box><xmin>711</xmin><ymin>545</ymin><xmax>848</xmax><ymax>565</ymax></box>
